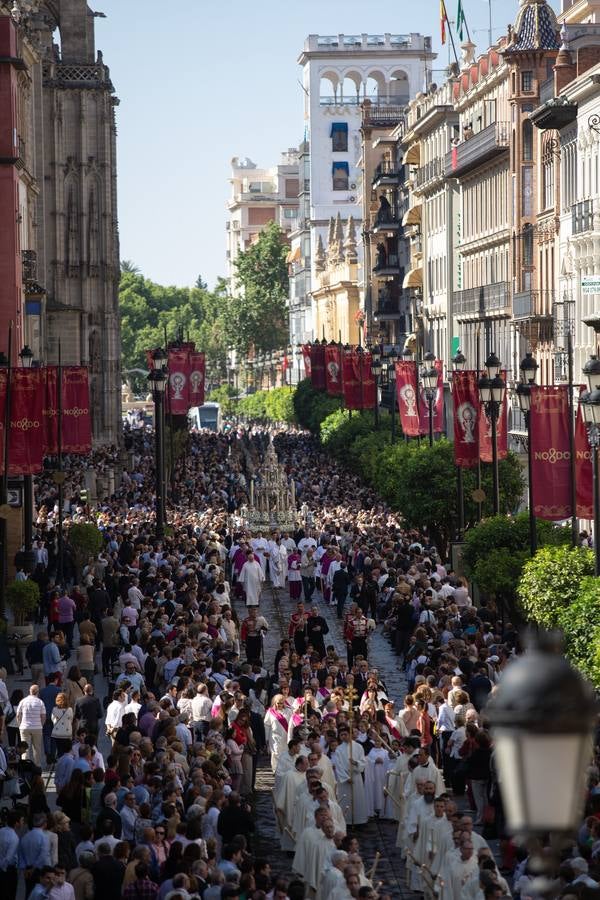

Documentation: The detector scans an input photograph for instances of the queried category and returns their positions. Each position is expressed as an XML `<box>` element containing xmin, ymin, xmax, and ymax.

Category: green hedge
<box><xmin>293</xmin><ymin>379</ymin><xmax>342</xmax><ymax>433</ymax></box>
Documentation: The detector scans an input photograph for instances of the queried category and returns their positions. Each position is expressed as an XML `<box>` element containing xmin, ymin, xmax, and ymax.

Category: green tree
<box><xmin>558</xmin><ymin>577</ymin><xmax>600</xmax><ymax>688</ymax></box>
<box><xmin>518</xmin><ymin>544</ymin><xmax>594</xmax><ymax>627</ymax></box>
<box><xmin>222</xmin><ymin>222</ymin><xmax>289</xmax><ymax>355</ymax></box>
<box><xmin>120</xmin><ymin>259</ymin><xmax>141</xmax><ymax>274</ymax></box>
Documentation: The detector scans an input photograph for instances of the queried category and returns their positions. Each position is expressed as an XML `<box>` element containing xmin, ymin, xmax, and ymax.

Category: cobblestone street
<box><xmin>251</xmin><ymin>582</ymin><xmax>420</xmax><ymax>900</ymax></box>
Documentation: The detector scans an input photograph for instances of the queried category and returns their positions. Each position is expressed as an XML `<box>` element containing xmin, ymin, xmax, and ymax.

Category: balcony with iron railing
<box><xmin>371</xmin><ymin>205</ymin><xmax>401</xmax><ymax>233</ymax></box>
<box><xmin>372</xmin><ymin>161</ymin><xmax>401</xmax><ymax>186</ymax></box>
<box><xmin>445</xmin><ymin>122</ymin><xmax>510</xmax><ymax>178</ymax></box>
<box><xmin>373</xmin><ymin>253</ymin><xmax>401</xmax><ymax>276</ymax></box>
<box><xmin>572</xmin><ymin>199</ymin><xmax>595</xmax><ymax>235</ymax></box>
<box><xmin>513</xmin><ymin>289</ymin><xmax>555</xmax><ymax>320</ymax></box>
<box><xmin>453</xmin><ymin>282</ymin><xmax>511</xmax><ymax>318</ymax></box>
<box><xmin>415</xmin><ymin>156</ymin><xmax>444</xmax><ymax>189</ymax></box>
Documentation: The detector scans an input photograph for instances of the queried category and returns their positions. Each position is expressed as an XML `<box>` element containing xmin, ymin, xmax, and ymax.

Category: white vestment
<box><xmin>264</xmin><ymin>707</ymin><xmax>291</xmax><ymax>771</ymax></box>
<box><xmin>292</xmin><ymin>825</ymin><xmax>319</xmax><ymax>881</ymax></box>
<box><xmin>274</xmin><ymin>768</ymin><xmax>304</xmax><ymax>850</ymax></box>
<box><xmin>318</xmin><ymin>865</ymin><xmax>345</xmax><ymax>900</ymax></box>
<box><xmin>384</xmin><ymin>752</ymin><xmax>408</xmax><ymax>821</ymax></box>
<box><xmin>239</xmin><ymin>559</ymin><xmax>265</xmax><ymax>607</ymax></box>
<box><xmin>443</xmin><ymin>854</ymin><xmax>479</xmax><ymax>900</ymax></box>
<box><xmin>250</xmin><ymin>537</ymin><xmax>269</xmax><ymax>575</ymax></box>
<box><xmin>410</xmin><ymin>802</ymin><xmax>436</xmax><ymax>892</ymax></box>
<box><xmin>364</xmin><ymin>747</ymin><xmax>389</xmax><ymax>817</ymax></box>
<box><xmin>423</xmin><ymin>814</ymin><xmax>453</xmax><ymax>877</ymax></box>
<box><xmin>404</xmin><ymin>759</ymin><xmax>446</xmax><ymax>799</ymax></box>
<box><xmin>332</xmin><ymin>740</ymin><xmax>368</xmax><ymax>825</ymax></box>
<box><xmin>302</xmin><ymin>831</ymin><xmax>337</xmax><ymax>891</ymax></box>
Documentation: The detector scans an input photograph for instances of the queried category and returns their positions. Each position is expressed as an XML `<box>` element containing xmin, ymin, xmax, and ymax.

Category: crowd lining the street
<box><xmin>0</xmin><ymin>425</ymin><xmax>598</xmax><ymax>900</ymax></box>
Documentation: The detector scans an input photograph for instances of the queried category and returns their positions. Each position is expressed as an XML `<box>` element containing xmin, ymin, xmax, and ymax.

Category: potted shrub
<box><xmin>6</xmin><ymin>579</ymin><xmax>39</xmax><ymax>645</ymax></box>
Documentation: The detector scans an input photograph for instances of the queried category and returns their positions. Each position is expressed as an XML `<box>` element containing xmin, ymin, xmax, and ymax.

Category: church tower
<box><xmin>33</xmin><ymin>0</ymin><xmax>121</xmax><ymax>444</ymax></box>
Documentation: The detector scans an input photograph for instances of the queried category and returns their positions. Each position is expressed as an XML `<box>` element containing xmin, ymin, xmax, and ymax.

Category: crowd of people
<box><xmin>0</xmin><ymin>424</ymin><xmax>598</xmax><ymax>900</ymax></box>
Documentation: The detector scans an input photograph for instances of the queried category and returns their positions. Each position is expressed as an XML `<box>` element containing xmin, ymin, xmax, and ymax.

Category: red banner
<box><xmin>395</xmin><ymin>361</ymin><xmax>420</xmax><ymax>437</ymax></box>
<box><xmin>168</xmin><ymin>348</ymin><xmax>191</xmax><ymax>415</ymax></box>
<box><xmin>0</xmin><ymin>368</ymin><xmax>45</xmax><ymax>475</ymax></box>
<box><xmin>342</xmin><ymin>349</ymin><xmax>361</xmax><ymax>410</ymax></box>
<box><xmin>576</xmin><ymin>397</ymin><xmax>593</xmax><ymax>519</ymax></box>
<box><xmin>189</xmin><ymin>352</ymin><xmax>206</xmax><ymax>407</ymax></box>
<box><xmin>361</xmin><ymin>351</ymin><xmax>377</xmax><ymax>410</ymax></box>
<box><xmin>452</xmin><ymin>370</ymin><xmax>479</xmax><ymax>467</ymax></box>
<box><xmin>42</xmin><ymin>366</ymin><xmax>58</xmax><ymax>455</ymax></box>
<box><xmin>418</xmin><ymin>359</ymin><xmax>444</xmax><ymax>436</ymax></box>
<box><xmin>325</xmin><ymin>345</ymin><xmax>342</xmax><ymax>396</ymax></box>
<box><xmin>310</xmin><ymin>344</ymin><xmax>326</xmax><ymax>391</ymax></box>
<box><xmin>479</xmin><ymin>371</ymin><xmax>508</xmax><ymax>463</ymax></box>
<box><xmin>530</xmin><ymin>386</ymin><xmax>572</xmax><ymax>521</ymax></box>
<box><xmin>62</xmin><ymin>367</ymin><xmax>92</xmax><ymax>455</ymax></box>
<box><xmin>301</xmin><ymin>344</ymin><xmax>312</xmax><ymax>379</ymax></box>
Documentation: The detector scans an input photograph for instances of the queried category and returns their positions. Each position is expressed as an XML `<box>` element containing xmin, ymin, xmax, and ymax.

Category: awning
<box><xmin>286</xmin><ymin>246</ymin><xmax>302</xmax><ymax>264</ymax></box>
<box><xmin>332</xmin><ymin>161</ymin><xmax>350</xmax><ymax>176</ymax></box>
<box><xmin>402</xmin><ymin>203</ymin><xmax>422</xmax><ymax>227</ymax></box>
<box><xmin>403</xmin><ymin>266</ymin><xmax>423</xmax><ymax>289</ymax></box>
<box><xmin>402</xmin><ymin>144</ymin><xmax>421</xmax><ymax>166</ymax></box>
<box><xmin>330</xmin><ymin>122</ymin><xmax>348</xmax><ymax>137</ymax></box>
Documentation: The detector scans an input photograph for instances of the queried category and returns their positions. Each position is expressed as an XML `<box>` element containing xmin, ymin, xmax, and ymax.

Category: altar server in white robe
<box><xmin>270</xmin><ymin>539</ymin><xmax>288</xmax><ymax>590</ymax></box>
<box><xmin>273</xmin><ymin>738</ymin><xmax>301</xmax><ymax>796</ymax></box>
<box><xmin>331</xmin><ymin>726</ymin><xmax>368</xmax><ymax>826</ymax></box>
<box><xmin>275</xmin><ymin>754</ymin><xmax>308</xmax><ymax>851</ymax></box>
<box><xmin>423</xmin><ymin>798</ymin><xmax>453</xmax><ymax>893</ymax></box>
<box><xmin>239</xmin><ymin>550</ymin><xmax>265</xmax><ymax>607</ymax></box>
<box><xmin>317</xmin><ymin>850</ymin><xmax>348</xmax><ymax>900</ymax></box>
<box><xmin>307</xmin><ymin>745</ymin><xmax>337</xmax><ymax>796</ymax></box>
<box><xmin>264</xmin><ymin>694</ymin><xmax>291</xmax><ymax>771</ymax></box>
<box><xmin>300</xmin><ymin>816</ymin><xmax>338</xmax><ymax>895</ymax></box>
<box><xmin>383</xmin><ymin>745</ymin><xmax>409</xmax><ymax>821</ymax></box>
<box><xmin>404</xmin><ymin>747</ymin><xmax>445</xmax><ymax>798</ymax></box>
<box><xmin>364</xmin><ymin>737</ymin><xmax>390</xmax><ymax>818</ymax></box>
<box><xmin>292</xmin><ymin>807</ymin><xmax>331</xmax><ymax>885</ymax></box>
<box><xmin>250</xmin><ymin>532</ymin><xmax>269</xmax><ymax>573</ymax></box>
<box><xmin>406</xmin><ymin>781</ymin><xmax>437</xmax><ymax>892</ymax></box>
<box><xmin>442</xmin><ymin>837</ymin><xmax>479</xmax><ymax>900</ymax></box>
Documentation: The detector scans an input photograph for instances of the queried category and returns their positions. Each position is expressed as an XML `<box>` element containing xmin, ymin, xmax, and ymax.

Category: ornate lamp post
<box><xmin>516</xmin><ymin>352</ymin><xmax>539</xmax><ymax>556</ymax></box>
<box><xmin>371</xmin><ymin>346</ymin><xmax>382</xmax><ymax>429</ymax></box>
<box><xmin>581</xmin><ymin>353</ymin><xmax>600</xmax><ymax>576</ymax></box>
<box><xmin>294</xmin><ymin>343</ymin><xmax>302</xmax><ymax>385</ymax></box>
<box><xmin>148</xmin><ymin>348</ymin><xmax>167</xmax><ymax>538</ymax></box>
<box><xmin>478</xmin><ymin>352</ymin><xmax>505</xmax><ymax>515</ymax></box>
<box><xmin>488</xmin><ymin>634</ymin><xmax>597</xmax><ymax>897</ymax></box>
<box><xmin>451</xmin><ymin>349</ymin><xmax>467</xmax><ymax>540</ymax></box>
<box><xmin>19</xmin><ymin>345</ymin><xmax>35</xmax><ymax>574</ymax></box>
<box><xmin>387</xmin><ymin>345</ymin><xmax>398</xmax><ymax>444</ymax></box>
<box><xmin>421</xmin><ymin>350</ymin><xmax>438</xmax><ymax>448</ymax></box>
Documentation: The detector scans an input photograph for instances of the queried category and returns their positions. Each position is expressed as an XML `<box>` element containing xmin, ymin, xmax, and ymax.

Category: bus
<box><xmin>189</xmin><ymin>402</ymin><xmax>221</xmax><ymax>432</ymax></box>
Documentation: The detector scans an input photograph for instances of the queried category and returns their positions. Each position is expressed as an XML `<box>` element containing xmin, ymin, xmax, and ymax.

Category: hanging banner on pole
<box><xmin>479</xmin><ymin>371</ymin><xmax>508</xmax><ymax>463</ymax></box>
<box><xmin>395</xmin><ymin>361</ymin><xmax>420</xmax><ymax>437</ymax></box>
<box><xmin>42</xmin><ymin>366</ymin><xmax>58</xmax><ymax>455</ymax></box>
<box><xmin>452</xmin><ymin>370</ymin><xmax>479</xmax><ymax>467</ymax></box>
<box><xmin>530</xmin><ymin>385</ymin><xmax>572</xmax><ymax>520</ymax></box>
<box><xmin>301</xmin><ymin>344</ymin><xmax>312</xmax><ymax>379</ymax></box>
<box><xmin>342</xmin><ymin>349</ymin><xmax>362</xmax><ymax>410</ymax></box>
<box><xmin>167</xmin><ymin>348</ymin><xmax>191</xmax><ymax>415</ymax></box>
<box><xmin>310</xmin><ymin>344</ymin><xmax>326</xmax><ymax>390</ymax></box>
<box><xmin>360</xmin><ymin>351</ymin><xmax>377</xmax><ymax>410</ymax></box>
<box><xmin>325</xmin><ymin>345</ymin><xmax>342</xmax><ymax>396</ymax></box>
<box><xmin>576</xmin><ymin>400</ymin><xmax>593</xmax><ymax>519</ymax></box>
<box><xmin>419</xmin><ymin>359</ymin><xmax>444</xmax><ymax>436</ymax></box>
<box><xmin>0</xmin><ymin>368</ymin><xmax>45</xmax><ymax>475</ymax></box>
<box><xmin>62</xmin><ymin>367</ymin><xmax>92</xmax><ymax>455</ymax></box>
<box><xmin>189</xmin><ymin>352</ymin><xmax>206</xmax><ymax>407</ymax></box>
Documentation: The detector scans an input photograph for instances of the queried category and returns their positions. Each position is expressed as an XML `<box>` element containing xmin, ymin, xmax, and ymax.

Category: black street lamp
<box><xmin>487</xmin><ymin>633</ymin><xmax>597</xmax><ymax>894</ymax></box>
<box><xmin>581</xmin><ymin>353</ymin><xmax>600</xmax><ymax>576</ymax></box>
<box><xmin>295</xmin><ymin>343</ymin><xmax>302</xmax><ymax>385</ymax></box>
<box><xmin>516</xmin><ymin>351</ymin><xmax>539</xmax><ymax>556</ymax></box>
<box><xmin>451</xmin><ymin>348</ymin><xmax>467</xmax><ymax>540</ymax></box>
<box><xmin>148</xmin><ymin>348</ymin><xmax>167</xmax><ymax>539</ymax></box>
<box><xmin>387</xmin><ymin>345</ymin><xmax>398</xmax><ymax>444</ymax></box>
<box><xmin>371</xmin><ymin>346</ymin><xmax>382</xmax><ymax>429</ymax></box>
<box><xmin>478</xmin><ymin>351</ymin><xmax>505</xmax><ymax>515</ymax></box>
<box><xmin>19</xmin><ymin>345</ymin><xmax>35</xmax><ymax>574</ymax></box>
<box><xmin>421</xmin><ymin>350</ymin><xmax>438</xmax><ymax>448</ymax></box>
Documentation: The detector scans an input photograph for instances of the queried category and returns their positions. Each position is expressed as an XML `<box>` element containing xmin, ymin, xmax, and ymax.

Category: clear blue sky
<box><xmin>94</xmin><ymin>0</ymin><xmax>559</xmax><ymax>291</ymax></box>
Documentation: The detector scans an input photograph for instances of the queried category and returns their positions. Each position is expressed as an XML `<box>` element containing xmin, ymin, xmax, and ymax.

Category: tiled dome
<box><xmin>507</xmin><ymin>0</ymin><xmax>560</xmax><ymax>52</ymax></box>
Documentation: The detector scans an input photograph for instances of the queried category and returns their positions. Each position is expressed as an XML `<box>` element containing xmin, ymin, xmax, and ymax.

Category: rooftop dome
<box><xmin>506</xmin><ymin>0</ymin><xmax>560</xmax><ymax>52</ymax></box>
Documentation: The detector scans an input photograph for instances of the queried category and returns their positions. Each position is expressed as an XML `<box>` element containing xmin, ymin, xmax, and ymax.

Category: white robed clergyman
<box><xmin>423</xmin><ymin>800</ymin><xmax>453</xmax><ymax>883</ymax></box>
<box><xmin>275</xmin><ymin>756</ymin><xmax>308</xmax><ymax>850</ymax></box>
<box><xmin>292</xmin><ymin>808</ymin><xmax>331</xmax><ymax>884</ymax></box>
<box><xmin>308</xmin><ymin>747</ymin><xmax>337</xmax><ymax>796</ymax></box>
<box><xmin>250</xmin><ymin>534</ymin><xmax>269</xmax><ymax>576</ymax></box>
<box><xmin>440</xmin><ymin>840</ymin><xmax>479</xmax><ymax>900</ymax></box>
<box><xmin>398</xmin><ymin>778</ymin><xmax>426</xmax><ymax>851</ymax></box>
<box><xmin>404</xmin><ymin>751</ymin><xmax>446</xmax><ymax>799</ymax></box>
<box><xmin>239</xmin><ymin>553</ymin><xmax>265</xmax><ymax>607</ymax></box>
<box><xmin>332</xmin><ymin>729</ymin><xmax>368</xmax><ymax>825</ymax></box>
<box><xmin>408</xmin><ymin>783</ymin><xmax>438</xmax><ymax>893</ymax></box>
<box><xmin>264</xmin><ymin>696</ymin><xmax>291</xmax><ymax>771</ymax></box>
<box><xmin>273</xmin><ymin>743</ymin><xmax>300</xmax><ymax>796</ymax></box>
<box><xmin>298</xmin><ymin>817</ymin><xmax>338</xmax><ymax>893</ymax></box>
<box><xmin>317</xmin><ymin>850</ymin><xmax>348</xmax><ymax>900</ymax></box>
<box><xmin>384</xmin><ymin>748</ymin><xmax>409</xmax><ymax>821</ymax></box>
<box><xmin>364</xmin><ymin>742</ymin><xmax>390</xmax><ymax>818</ymax></box>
